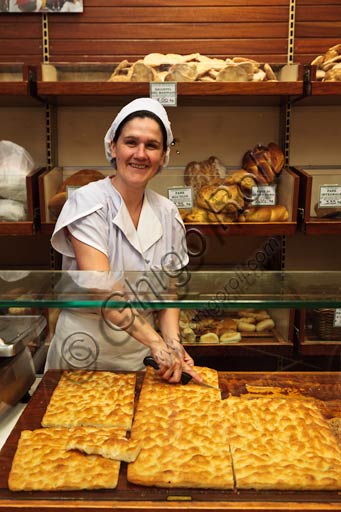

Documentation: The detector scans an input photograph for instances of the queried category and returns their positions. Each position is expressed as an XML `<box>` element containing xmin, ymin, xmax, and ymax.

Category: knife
<box><xmin>143</xmin><ymin>356</ymin><xmax>221</xmax><ymax>391</ymax></box>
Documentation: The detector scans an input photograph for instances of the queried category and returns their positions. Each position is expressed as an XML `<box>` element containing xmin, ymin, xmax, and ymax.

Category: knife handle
<box><xmin>143</xmin><ymin>356</ymin><xmax>193</xmax><ymax>385</ymax></box>
<box><xmin>143</xmin><ymin>356</ymin><xmax>160</xmax><ymax>370</ymax></box>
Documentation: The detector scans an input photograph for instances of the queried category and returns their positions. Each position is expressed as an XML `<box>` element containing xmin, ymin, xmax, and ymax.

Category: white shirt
<box><xmin>45</xmin><ymin>177</ymin><xmax>188</xmax><ymax>371</ymax></box>
<box><xmin>52</xmin><ymin>176</ymin><xmax>188</xmax><ymax>272</ymax></box>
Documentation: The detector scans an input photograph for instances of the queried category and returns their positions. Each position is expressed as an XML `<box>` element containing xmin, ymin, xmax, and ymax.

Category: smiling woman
<box><xmin>45</xmin><ymin>98</ymin><xmax>203</xmax><ymax>386</ymax></box>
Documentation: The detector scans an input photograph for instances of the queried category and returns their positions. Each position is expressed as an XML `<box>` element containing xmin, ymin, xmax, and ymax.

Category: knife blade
<box><xmin>143</xmin><ymin>356</ymin><xmax>221</xmax><ymax>391</ymax></box>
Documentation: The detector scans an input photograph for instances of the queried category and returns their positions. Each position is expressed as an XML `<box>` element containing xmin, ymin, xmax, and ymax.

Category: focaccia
<box><xmin>223</xmin><ymin>397</ymin><xmax>341</xmax><ymax>490</ymax></box>
<box><xmin>127</xmin><ymin>367</ymin><xmax>234</xmax><ymax>489</ymax></box>
<box><xmin>66</xmin><ymin>431</ymin><xmax>141</xmax><ymax>462</ymax></box>
<box><xmin>42</xmin><ymin>371</ymin><xmax>136</xmax><ymax>430</ymax></box>
<box><xmin>8</xmin><ymin>427</ymin><xmax>123</xmax><ymax>491</ymax></box>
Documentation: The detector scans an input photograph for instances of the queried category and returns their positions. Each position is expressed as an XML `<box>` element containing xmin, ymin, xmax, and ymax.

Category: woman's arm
<box><xmin>70</xmin><ymin>234</ymin><xmax>202</xmax><ymax>383</ymax></box>
<box><xmin>157</xmin><ymin>308</ymin><xmax>199</xmax><ymax>382</ymax></box>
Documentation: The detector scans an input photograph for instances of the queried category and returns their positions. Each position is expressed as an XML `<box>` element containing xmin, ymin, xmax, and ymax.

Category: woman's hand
<box><xmin>151</xmin><ymin>339</ymin><xmax>203</xmax><ymax>384</ymax></box>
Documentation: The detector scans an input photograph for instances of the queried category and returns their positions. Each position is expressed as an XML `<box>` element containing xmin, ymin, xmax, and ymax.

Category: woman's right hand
<box><xmin>150</xmin><ymin>340</ymin><xmax>203</xmax><ymax>384</ymax></box>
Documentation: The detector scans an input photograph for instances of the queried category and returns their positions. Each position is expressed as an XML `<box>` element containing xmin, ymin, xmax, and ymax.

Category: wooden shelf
<box><xmin>304</xmin><ymin>219</ymin><xmax>341</xmax><ymax>235</ymax></box>
<box><xmin>36</xmin><ymin>80</ymin><xmax>304</xmax><ymax>106</ymax></box>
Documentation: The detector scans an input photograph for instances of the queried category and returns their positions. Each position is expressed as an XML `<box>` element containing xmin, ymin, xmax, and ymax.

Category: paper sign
<box><xmin>251</xmin><ymin>185</ymin><xmax>276</xmax><ymax>206</ymax></box>
<box><xmin>319</xmin><ymin>185</ymin><xmax>341</xmax><ymax>208</ymax></box>
<box><xmin>334</xmin><ymin>309</ymin><xmax>341</xmax><ymax>328</ymax></box>
<box><xmin>168</xmin><ymin>187</ymin><xmax>193</xmax><ymax>209</ymax></box>
<box><xmin>150</xmin><ymin>82</ymin><xmax>177</xmax><ymax>106</ymax></box>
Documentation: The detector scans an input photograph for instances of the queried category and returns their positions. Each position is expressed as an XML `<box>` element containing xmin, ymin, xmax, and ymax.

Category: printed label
<box><xmin>168</xmin><ymin>187</ymin><xmax>193</xmax><ymax>209</ymax></box>
<box><xmin>319</xmin><ymin>185</ymin><xmax>341</xmax><ymax>208</ymax></box>
<box><xmin>150</xmin><ymin>82</ymin><xmax>177</xmax><ymax>106</ymax></box>
<box><xmin>251</xmin><ymin>185</ymin><xmax>276</xmax><ymax>206</ymax></box>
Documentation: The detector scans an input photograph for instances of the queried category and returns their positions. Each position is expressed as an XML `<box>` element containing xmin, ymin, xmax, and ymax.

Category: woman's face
<box><xmin>110</xmin><ymin>117</ymin><xmax>166</xmax><ymax>190</ymax></box>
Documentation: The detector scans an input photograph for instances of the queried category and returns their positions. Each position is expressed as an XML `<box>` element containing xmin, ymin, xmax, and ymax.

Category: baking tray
<box><xmin>0</xmin><ymin>370</ymin><xmax>340</xmax><ymax>512</ymax></box>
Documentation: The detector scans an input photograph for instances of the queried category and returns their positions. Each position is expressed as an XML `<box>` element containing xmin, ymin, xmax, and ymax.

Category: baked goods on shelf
<box><xmin>311</xmin><ymin>44</ymin><xmax>341</xmax><ymax>81</ymax></box>
<box><xmin>108</xmin><ymin>53</ymin><xmax>281</xmax><ymax>83</ymax></box>
<box><xmin>48</xmin><ymin>169</ymin><xmax>105</xmax><ymax>220</ymax></box>
<box><xmin>179</xmin><ymin>309</ymin><xmax>276</xmax><ymax>344</ymax></box>
<box><xmin>181</xmin><ymin>143</ymin><xmax>289</xmax><ymax>224</ymax></box>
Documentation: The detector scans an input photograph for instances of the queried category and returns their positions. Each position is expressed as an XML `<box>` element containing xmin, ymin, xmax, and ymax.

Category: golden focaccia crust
<box><xmin>41</xmin><ymin>371</ymin><xmax>136</xmax><ymax>430</ymax></box>
<box><xmin>8</xmin><ymin>427</ymin><xmax>124</xmax><ymax>491</ymax></box>
<box><xmin>127</xmin><ymin>367</ymin><xmax>234</xmax><ymax>489</ymax></box>
<box><xmin>67</xmin><ymin>433</ymin><xmax>141</xmax><ymax>462</ymax></box>
<box><xmin>223</xmin><ymin>397</ymin><xmax>341</xmax><ymax>490</ymax></box>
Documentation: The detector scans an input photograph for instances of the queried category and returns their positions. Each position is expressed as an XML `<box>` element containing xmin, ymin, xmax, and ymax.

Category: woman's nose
<box><xmin>135</xmin><ymin>143</ymin><xmax>147</xmax><ymax>158</ymax></box>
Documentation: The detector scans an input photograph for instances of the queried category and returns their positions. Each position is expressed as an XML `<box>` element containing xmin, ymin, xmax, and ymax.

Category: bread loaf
<box><xmin>239</xmin><ymin>205</ymin><xmax>289</xmax><ymax>222</ymax></box>
<box><xmin>242</xmin><ymin>142</ymin><xmax>285</xmax><ymax>184</ymax></box>
<box><xmin>197</xmin><ymin>184</ymin><xmax>244</xmax><ymax>214</ymax></box>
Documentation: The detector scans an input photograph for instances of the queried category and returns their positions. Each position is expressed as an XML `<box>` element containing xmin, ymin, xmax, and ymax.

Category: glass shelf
<box><xmin>0</xmin><ymin>270</ymin><xmax>341</xmax><ymax>309</ymax></box>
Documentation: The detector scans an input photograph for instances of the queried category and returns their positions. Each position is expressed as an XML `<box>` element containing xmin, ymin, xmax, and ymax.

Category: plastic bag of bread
<box><xmin>48</xmin><ymin>169</ymin><xmax>105</xmax><ymax>221</ymax></box>
<box><xmin>0</xmin><ymin>140</ymin><xmax>35</xmax><ymax>204</ymax></box>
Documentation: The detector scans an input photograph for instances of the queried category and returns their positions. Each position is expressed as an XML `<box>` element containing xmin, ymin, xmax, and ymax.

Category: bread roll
<box><xmin>220</xmin><ymin>332</ymin><xmax>242</xmax><ymax>343</ymax></box>
<box><xmin>238</xmin><ymin>321</ymin><xmax>256</xmax><ymax>332</ymax></box>
<box><xmin>256</xmin><ymin>319</ymin><xmax>275</xmax><ymax>332</ymax></box>
<box><xmin>199</xmin><ymin>332</ymin><xmax>219</xmax><ymax>344</ymax></box>
<box><xmin>181</xmin><ymin>327</ymin><xmax>196</xmax><ymax>343</ymax></box>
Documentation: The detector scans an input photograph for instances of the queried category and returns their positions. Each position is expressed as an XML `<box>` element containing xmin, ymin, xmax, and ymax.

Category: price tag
<box><xmin>319</xmin><ymin>185</ymin><xmax>341</xmax><ymax>208</ymax></box>
<box><xmin>251</xmin><ymin>185</ymin><xmax>276</xmax><ymax>206</ymax></box>
<box><xmin>168</xmin><ymin>187</ymin><xmax>193</xmax><ymax>209</ymax></box>
<box><xmin>150</xmin><ymin>82</ymin><xmax>177</xmax><ymax>106</ymax></box>
<box><xmin>66</xmin><ymin>185</ymin><xmax>79</xmax><ymax>199</ymax></box>
<box><xmin>334</xmin><ymin>309</ymin><xmax>341</xmax><ymax>328</ymax></box>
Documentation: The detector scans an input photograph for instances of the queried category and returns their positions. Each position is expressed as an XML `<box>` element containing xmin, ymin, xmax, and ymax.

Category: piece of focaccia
<box><xmin>42</xmin><ymin>371</ymin><xmax>136</xmax><ymax>430</ymax></box>
<box><xmin>223</xmin><ymin>397</ymin><xmax>341</xmax><ymax>490</ymax></box>
<box><xmin>66</xmin><ymin>429</ymin><xmax>141</xmax><ymax>462</ymax></box>
<box><xmin>8</xmin><ymin>427</ymin><xmax>123</xmax><ymax>491</ymax></box>
<box><xmin>128</xmin><ymin>367</ymin><xmax>234</xmax><ymax>489</ymax></box>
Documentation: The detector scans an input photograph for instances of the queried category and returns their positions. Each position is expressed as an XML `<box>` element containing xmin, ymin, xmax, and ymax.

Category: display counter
<box><xmin>0</xmin><ymin>369</ymin><xmax>340</xmax><ymax>512</ymax></box>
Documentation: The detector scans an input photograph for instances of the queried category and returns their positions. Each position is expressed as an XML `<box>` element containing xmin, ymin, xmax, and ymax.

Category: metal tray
<box><xmin>0</xmin><ymin>315</ymin><xmax>46</xmax><ymax>357</ymax></box>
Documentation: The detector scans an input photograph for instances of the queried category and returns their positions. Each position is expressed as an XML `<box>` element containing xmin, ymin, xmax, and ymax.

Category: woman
<box><xmin>45</xmin><ymin>97</ymin><xmax>202</xmax><ymax>384</ymax></box>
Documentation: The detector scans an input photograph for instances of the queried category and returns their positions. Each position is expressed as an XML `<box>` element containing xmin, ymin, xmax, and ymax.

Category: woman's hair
<box><xmin>113</xmin><ymin>110</ymin><xmax>168</xmax><ymax>151</ymax></box>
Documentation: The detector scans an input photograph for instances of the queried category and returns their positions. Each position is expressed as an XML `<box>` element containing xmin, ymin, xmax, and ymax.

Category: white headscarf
<box><xmin>104</xmin><ymin>98</ymin><xmax>173</xmax><ymax>167</ymax></box>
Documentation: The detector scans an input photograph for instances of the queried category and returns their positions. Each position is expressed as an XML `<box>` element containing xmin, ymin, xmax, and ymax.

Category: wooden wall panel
<box><xmin>0</xmin><ymin>15</ymin><xmax>42</xmax><ymax>63</ymax></box>
<box><xmin>0</xmin><ymin>1</ymin><xmax>339</xmax><ymax>67</ymax></box>
<box><xmin>47</xmin><ymin>1</ymin><xmax>290</xmax><ymax>63</ymax></box>
<box><xmin>295</xmin><ymin>1</ymin><xmax>341</xmax><ymax>63</ymax></box>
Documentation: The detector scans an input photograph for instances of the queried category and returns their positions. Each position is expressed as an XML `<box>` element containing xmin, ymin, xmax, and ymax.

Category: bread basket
<box><xmin>312</xmin><ymin>309</ymin><xmax>341</xmax><ymax>341</ymax></box>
